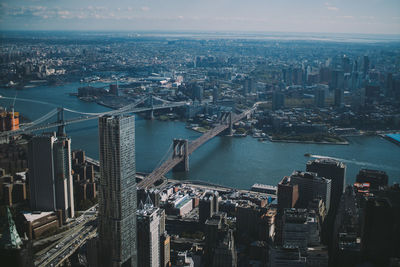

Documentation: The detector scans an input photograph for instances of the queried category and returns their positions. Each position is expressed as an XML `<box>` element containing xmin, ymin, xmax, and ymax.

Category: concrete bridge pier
<box><xmin>172</xmin><ymin>139</ymin><xmax>189</xmax><ymax>172</ymax></box>
<box><xmin>148</xmin><ymin>109</ymin><xmax>155</xmax><ymax>120</ymax></box>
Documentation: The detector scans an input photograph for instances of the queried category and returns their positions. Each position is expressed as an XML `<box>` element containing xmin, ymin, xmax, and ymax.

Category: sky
<box><xmin>0</xmin><ymin>0</ymin><xmax>399</xmax><ymax>34</ymax></box>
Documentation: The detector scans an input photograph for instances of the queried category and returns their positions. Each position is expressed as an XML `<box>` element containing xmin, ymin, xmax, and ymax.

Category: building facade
<box><xmin>137</xmin><ymin>200</ymin><xmax>163</xmax><ymax>267</ymax></box>
<box><xmin>98</xmin><ymin>115</ymin><xmax>137</xmax><ymax>267</ymax></box>
<box><xmin>289</xmin><ymin>171</ymin><xmax>331</xmax><ymax>212</ymax></box>
<box><xmin>306</xmin><ymin>159</ymin><xmax>346</xmax><ymax>212</ymax></box>
<box><xmin>28</xmin><ymin>133</ymin><xmax>74</xmax><ymax>222</ymax></box>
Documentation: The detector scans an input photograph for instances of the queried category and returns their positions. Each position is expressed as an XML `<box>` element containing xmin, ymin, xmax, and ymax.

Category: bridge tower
<box><xmin>57</xmin><ymin>107</ymin><xmax>66</xmax><ymax>137</ymax></box>
<box><xmin>172</xmin><ymin>139</ymin><xmax>189</xmax><ymax>172</ymax></box>
<box><xmin>220</xmin><ymin>111</ymin><xmax>233</xmax><ymax>136</ymax></box>
<box><xmin>148</xmin><ymin>94</ymin><xmax>155</xmax><ymax>120</ymax></box>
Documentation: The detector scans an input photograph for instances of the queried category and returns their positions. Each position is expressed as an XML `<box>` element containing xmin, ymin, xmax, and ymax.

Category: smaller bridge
<box><xmin>0</xmin><ymin>95</ymin><xmax>187</xmax><ymax>138</ymax></box>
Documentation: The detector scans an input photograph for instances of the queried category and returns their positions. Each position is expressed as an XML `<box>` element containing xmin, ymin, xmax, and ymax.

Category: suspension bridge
<box><xmin>1</xmin><ymin>94</ymin><xmax>257</xmax><ymax>189</ymax></box>
<box><xmin>0</xmin><ymin>95</ymin><xmax>186</xmax><ymax>138</ymax></box>
<box><xmin>137</xmin><ymin>106</ymin><xmax>256</xmax><ymax>189</ymax></box>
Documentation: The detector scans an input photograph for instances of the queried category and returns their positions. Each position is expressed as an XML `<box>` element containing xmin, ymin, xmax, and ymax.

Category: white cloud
<box><xmin>327</xmin><ymin>6</ymin><xmax>339</xmax><ymax>11</ymax></box>
<box><xmin>324</xmin><ymin>2</ymin><xmax>339</xmax><ymax>11</ymax></box>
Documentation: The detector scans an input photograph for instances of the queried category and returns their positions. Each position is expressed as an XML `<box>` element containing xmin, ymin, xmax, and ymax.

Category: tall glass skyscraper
<box><xmin>98</xmin><ymin>115</ymin><xmax>137</xmax><ymax>267</ymax></box>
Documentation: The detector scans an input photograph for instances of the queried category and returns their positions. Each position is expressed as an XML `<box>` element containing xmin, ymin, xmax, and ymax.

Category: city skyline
<box><xmin>0</xmin><ymin>12</ymin><xmax>399</xmax><ymax>265</ymax></box>
<box><xmin>0</xmin><ymin>0</ymin><xmax>400</xmax><ymax>35</ymax></box>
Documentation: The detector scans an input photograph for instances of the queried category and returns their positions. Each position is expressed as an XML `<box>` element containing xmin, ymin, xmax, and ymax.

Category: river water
<box><xmin>1</xmin><ymin>82</ymin><xmax>399</xmax><ymax>189</ymax></box>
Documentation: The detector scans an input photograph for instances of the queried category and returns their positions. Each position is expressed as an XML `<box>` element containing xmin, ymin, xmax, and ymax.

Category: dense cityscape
<box><xmin>0</xmin><ymin>30</ymin><xmax>398</xmax><ymax>267</ymax></box>
<box><xmin>0</xmin><ymin>5</ymin><xmax>400</xmax><ymax>266</ymax></box>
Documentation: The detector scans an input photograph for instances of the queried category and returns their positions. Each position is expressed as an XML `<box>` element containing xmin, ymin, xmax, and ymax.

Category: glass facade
<box><xmin>99</xmin><ymin>115</ymin><xmax>137</xmax><ymax>267</ymax></box>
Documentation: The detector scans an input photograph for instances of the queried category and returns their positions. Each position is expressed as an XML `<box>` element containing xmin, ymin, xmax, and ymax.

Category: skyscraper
<box><xmin>28</xmin><ymin>133</ymin><xmax>74</xmax><ymax>222</ymax></box>
<box><xmin>272</xmin><ymin>91</ymin><xmax>285</xmax><ymax>110</ymax></box>
<box><xmin>98</xmin><ymin>115</ymin><xmax>137</xmax><ymax>267</ymax></box>
<box><xmin>363</xmin><ymin>55</ymin><xmax>370</xmax><ymax>77</ymax></box>
<box><xmin>334</xmin><ymin>88</ymin><xmax>344</xmax><ymax>108</ymax></box>
<box><xmin>314</xmin><ymin>87</ymin><xmax>326</xmax><ymax>108</ymax></box>
<box><xmin>289</xmin><ymin>171</ymin><xmax>331</xmax><ymax>212</ymax></box>
<box><xmin>137</xmin><ymin>197</ymin><xmax>163</xmax><ymax>267</ymax></box>
<box><xmin>277</xmin><ymin>176</ymin><xmax>299</xmax><ymax>214</ymax></box>
<box><xmin>356</xmin><ymin>169</ymin><xmax>388</xmax><ymax>190</ymax></box>
<box><xmin>306</xmin><ymin>159</ymin><xmax>346</xmax><ymax>212</ymax></box>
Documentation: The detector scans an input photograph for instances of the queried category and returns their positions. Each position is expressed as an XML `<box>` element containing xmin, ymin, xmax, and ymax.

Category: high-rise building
<box><xmin>334</xmin><ymin>88</ymin><xmax>344</xmax><ymax>108</ymax></box>
<box><xmin>110</xmin><ymin>84</ymin><xmax>119</xmax><ymax>96</ymax></box>
<box><xmin>363</xmin><ymin>55</ymin><xmax>370</xmax><ymax>77</ymax></box>
<box><xmin>342</xmin><ymin>56</ymin><xmax>351</xmax><ymax>73</ymax></box>
<box><xmin>272</xmin><ymin>91</ymin><xmax>285</xmax><ymax>110</ymax></box>
<box><xmin>314</xmin><ymin>88</ymin><xmax>326</xmax><ymax>108</ymax></box>
<box><xmin>289</xmin><ymin>171</ymin><xmax>331</xmax><ymax>212</ymax></box>
<box><xmin>356</xmin><ymin>169</ymin><xmax>388</xmax><ymax>190</ymax></box>
<box><xmin>193</xmin><ymin>85</ymin><xmax>204</xmax><ymax>103</ymax></box>
<box><xmin>319</xmin><ymin>67</ymin><xmax>331</xmax><ymax>84</ymax></box>
<box><xmin>276</xmin><ymin>176</ymin><xmax>299</xmax><ymax>245</ymax></box>
<box><xmin>277</xmin><ymin>176</ymin><xmax>299</xmax><ymax>213</ymax></box>
<box><xmin>137</xmin><ymin>197</ymin><xmax>163</xmax><ymax>267</ymax></box>
<box><xmin>361</xmin><ymin>197</ymin><xmax>396</xmax><ymax>266</ymax></box>
<box><xmin>269</xmin><ymin>245</ymin><xmax>306</xmax><ymax>267</ymax></box>
<box><xmin>212</xmin><ymin>230</ymin><xmax>237</xmax><ymax>267</ymax></box>
<box><xmin>282</xmin><ymin>209</ymin><xmax>320</xmax><ymax>250</ymax></box>
<box><xmin>28</xmin><ymin>133</ymin><xmax>74</xmax><ymax>222</ymax></box>
<box><xmin>212</xmin><ymin>87</ymin><xmax>219</xmax><ymax>103</ymax></box>
<box><xmin>306</xmin><ymin>159</ymin><xmax>346</xmax><ymax>213</ymax></box>
<box><xmin>204</xmin><ymin>213</ymin><xmax>237</xmax><ymax>267</ymax></box>
<box><xmin>160</xmin><ymin>233</ymin><xmax>170</xmax><ymax>267</ymax></box>
<box><xmin>331</xmin><ymin>69</ymin><xmax>344</xmax><ymax>90</ymax></box>
<box><xmin>98</xmin><ymin>115</ymin><xmax>137</xmax><ymax>267</ymax></box>
<box><xmin>243</xmin><ymin>77</ymin><xmax>254</xmax><ymax>95</ymax></box>
<box><xmin>199</xmin><ymin>191</ymin><xmax>220</xmax><ymax>223</ymax></box>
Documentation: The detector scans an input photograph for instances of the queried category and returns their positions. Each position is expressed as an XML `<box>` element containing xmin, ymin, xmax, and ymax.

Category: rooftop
<box><xmin>307</xmin><ymin>158</ymin><xmax>345</xmax><ymax>167</ymax></box>
<box><xmin>386</xmin><ymin>133</ymin><xmax>400</xmax><ymax>143</ymax></box>
<box><xmin>23</xmin><ymin>211</ymin><xmax>54</xmax><ymax>222</ymax></box>
<box><xmin>251</xmin><ymin>184</ymin><xmax>277</xmax><ymax>190</ymax></box>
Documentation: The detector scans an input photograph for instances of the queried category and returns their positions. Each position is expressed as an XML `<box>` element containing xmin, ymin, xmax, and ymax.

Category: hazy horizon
<box><xmin>1</xmin><ymin>0</ymin><xmax>399</xmax><ymax>35</ymax></box>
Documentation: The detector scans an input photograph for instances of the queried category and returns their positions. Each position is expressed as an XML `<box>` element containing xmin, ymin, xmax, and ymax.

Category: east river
<box><xmin>1</xmin><ymin>82</ymin><xmax>399</xmax><ymax>189</ymax></box>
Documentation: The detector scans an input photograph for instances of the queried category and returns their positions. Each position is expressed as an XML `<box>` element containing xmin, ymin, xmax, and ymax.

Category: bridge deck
<box><xmin>0</xmin><ymin>103</ymin><xmax>185</xmax><ymax>138</ymax></box>
<box><xmin>138</xmin><ymin>108</ymin><xmax>254</xmax><ymax>189</ymax></box>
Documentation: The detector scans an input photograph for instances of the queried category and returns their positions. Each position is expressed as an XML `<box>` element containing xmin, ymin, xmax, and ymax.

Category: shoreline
<box><xmin>267</xmin><ymin>135</ymin><xmax>349</xmax><ymax>145</ymax></box>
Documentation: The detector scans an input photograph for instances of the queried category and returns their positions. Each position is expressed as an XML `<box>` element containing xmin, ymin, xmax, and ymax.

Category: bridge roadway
<box><xmin>0</xmin><ymin>102</ymin><xmax>185</xmax><ymax>138</ymax></box>
<box><xmin>138</xmin><ymin>107</ymin><xmax>255</xmax><ymax>189</ymax></box>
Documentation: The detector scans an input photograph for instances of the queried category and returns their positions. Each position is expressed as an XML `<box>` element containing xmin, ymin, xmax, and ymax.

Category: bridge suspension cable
<box><xmin>63</xmin><ymin>107</ymin><xmax>112</xmax><ymax>116</ymax></box>
<box><xmin>0</xmin><ymin>96</ymin><xmax>57</xmax><ymax>107</ymax></box>
<box><xmin>63</xmin><ymin>95</ymin><xmax>150</xmax><ymax>117</ymax></box>
<box><xmin>24</xmin><ymin>108</ymin><xmax>59</xmax><ymax>127</ymax></box>
<box><xmin>154</xmin><ymin>143</ymin><xmax>174</xmax><ymax>170</ymax></box>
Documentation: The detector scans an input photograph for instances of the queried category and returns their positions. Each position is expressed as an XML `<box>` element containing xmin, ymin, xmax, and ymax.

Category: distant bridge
<box><xmin>0</xmin><ymin>94</ymin><xmax>187</xmax><ymax>138</ymax></box>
